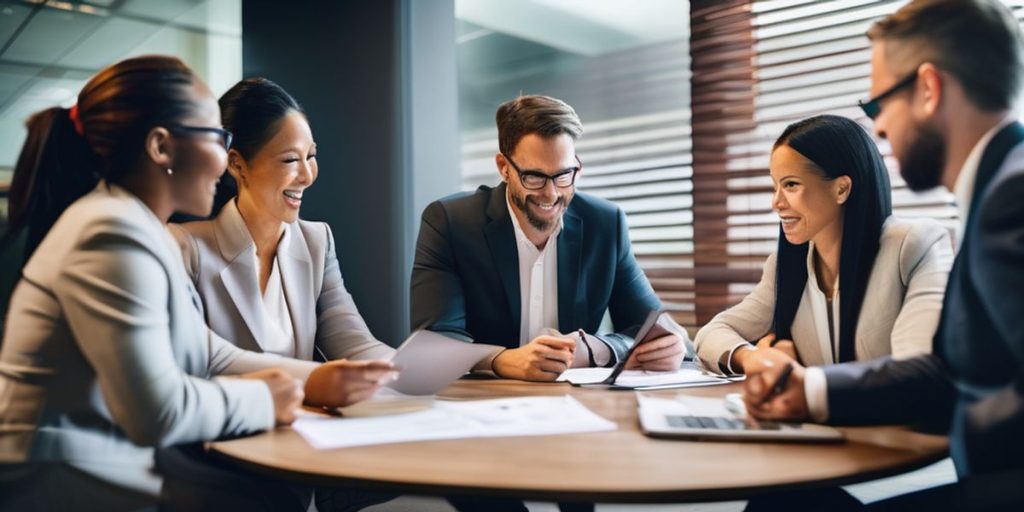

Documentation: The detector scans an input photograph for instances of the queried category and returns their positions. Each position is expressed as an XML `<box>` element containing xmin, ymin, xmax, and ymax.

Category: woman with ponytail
<box><xmin>0</xmin><ymin>56</ymin><xmax>394</xmax><ymax>510</ymax></box>
<box><xmin>694</xmin><ymin>115</ymin><xmax>953</xmax><ymax>415</ymax></box>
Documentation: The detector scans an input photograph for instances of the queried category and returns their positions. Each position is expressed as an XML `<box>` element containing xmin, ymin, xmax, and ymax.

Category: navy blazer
<box><xmin>410</xmin><ymin>183</ymin><xmax>662</xmax><ymax>359</ymax></box>
<box><xmin>822</xmin><ymin>122</ymin><xmax>1024</xmax><ymax>479</ymax></box>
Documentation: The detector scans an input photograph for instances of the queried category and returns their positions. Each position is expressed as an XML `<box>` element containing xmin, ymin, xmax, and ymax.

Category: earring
<box><xmin>166</xmin><ymin>168</ymin><xmax>173</xmax><ymax>175</ymax></box>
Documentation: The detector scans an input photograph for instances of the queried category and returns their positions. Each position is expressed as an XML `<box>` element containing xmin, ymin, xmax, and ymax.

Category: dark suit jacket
<box><xmin>822</xmin><ymin>122</ymin><xmax>1024</xmax><ymax>479</ymax></box>
<box><xmin>410</xmin><ymin>183</ymin><xmax>662</xmax><ymax>360</ymax></box>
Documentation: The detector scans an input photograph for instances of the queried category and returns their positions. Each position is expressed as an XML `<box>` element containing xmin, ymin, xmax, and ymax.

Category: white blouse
<box><xmin>252</xmin><ymin>229</ymin><xmax>296</xmax><ymax>356</ymax></box>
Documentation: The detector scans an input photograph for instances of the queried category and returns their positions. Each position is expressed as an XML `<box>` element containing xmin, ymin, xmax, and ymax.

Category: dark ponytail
<box><xmin>3</xmin><ymin>55</ymin><xmax>200</xmax><ymax>262</ymax></box>
<box><xmin>3</xmin><ymin>108</ymin><xmax>99</xmax><ymax>263</ymax></box>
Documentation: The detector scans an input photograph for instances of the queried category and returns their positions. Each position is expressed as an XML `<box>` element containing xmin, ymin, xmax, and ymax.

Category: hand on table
<box><xmin>624</xmin><ymin>334</ymin><xmax>685</xmax><ymax>371</ymax></box>
<box><xmin>239</xmin><ymin>368</ymin><xmax>305</xmax><ymax>425</ymax></box>
<box><xmin>492</xmin><ymin>336</ymin><xmax>576</xmax><ymax>381</ymax></box>
<box><xmin>732</xmin><ymin>333</ymin><xmax>798</xmax><ymax>375</ymax></box>
<box><xmin>742</xmin><ymin>358</ymin><xmax>811</xmax><ymax>422</ymax></box>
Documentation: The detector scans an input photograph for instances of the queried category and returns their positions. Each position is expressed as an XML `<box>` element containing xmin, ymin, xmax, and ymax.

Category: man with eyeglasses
<box><xmin>743</xmin><ymin>0</ymin><xmax>1024</xmax><ymax>509</ymax></box>
<box><xmin>411</xmin><ymin>95</ymin><xmax>687</xmax><ymax>385</ymax></box>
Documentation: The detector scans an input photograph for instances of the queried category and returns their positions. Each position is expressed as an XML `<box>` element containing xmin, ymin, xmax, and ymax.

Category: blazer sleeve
<box><xmin>822</xmin><ymin>353</ymin><xmax>955</xmax><ymax>427</ymax></box>
<box><xmin>693</xmin><ymin>252</ymin><xmax>776</xmax><ymax>373</ymax></box>
<box><xmin>54</xmin><ymin>216</ymin><xmax>278</xmax><ymax>447</ymax></box>
<box><xmin>602</xmin><ymin>208</ymin><xmax>670</xmax><ymax>360</ymax></box>
<box><xmin>314</xmin><ymin>223</ymin><xmax>395</xmax><ymax>361</ymax></box>
<box><xmin>207</xmin><ymin>328</ymin><xmax>319</xmax><ymax>378</ymax></box>
<box><xmin>410</xmin><ymin>201</ymin><xmax>468</xmax><ymax>334</ymax></box>
<box><xmin>956</xmin><ymin>171</ymin><xmax>1024</xmax><ymax>464</ymax></box>
<box><xmin>888</xmin><ymin>221</ymin><xmax>954</xmax><ymax>359</ymax></box>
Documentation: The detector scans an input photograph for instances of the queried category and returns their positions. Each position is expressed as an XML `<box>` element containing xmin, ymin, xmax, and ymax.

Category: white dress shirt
<box><xmin>506</xmin><ymin>195</ymin><xmax>561</xmax><ymax>345</ymax></box>
<box><xmin>504</xmin><ymin>192</ymin><xmax>612</xmax><ymax>367</ymax></box>
<box><xmin>803</xmin><ymin>118</ymin><xmax>1012</xmax><ymax>423</ymax></box>
<box><xmin>252</xmin><ymin>229</ymin><xmax>296</xmax><ymax>356</ymax></box>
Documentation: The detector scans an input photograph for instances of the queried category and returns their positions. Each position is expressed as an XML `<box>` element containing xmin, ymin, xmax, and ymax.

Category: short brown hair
<box><xmin>867</xmin><ymin>0</ymin><xmax>1024</xmax><ymax>112</ymax></box>
<box><xmin>495</xmin><ymin>95</ymin><xmax>583</xmax><ymax>156</ymax></box>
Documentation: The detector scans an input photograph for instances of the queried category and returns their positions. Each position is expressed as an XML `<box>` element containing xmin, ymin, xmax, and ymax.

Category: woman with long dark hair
<box><xmin>0</xmin><ymin>56</ymin><xmax>394</xmax><ymax>510</ymax></box>
<box><xmin>695</xmin><ymin>115</ymin><xmax>953</xmax><ymax>395</ymax></box>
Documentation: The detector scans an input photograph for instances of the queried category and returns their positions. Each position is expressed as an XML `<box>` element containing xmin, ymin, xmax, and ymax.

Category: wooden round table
<box><xmin>208</xmin><ymin>379</ymin><xmax>948</xmax><ymax>503</ymax></box>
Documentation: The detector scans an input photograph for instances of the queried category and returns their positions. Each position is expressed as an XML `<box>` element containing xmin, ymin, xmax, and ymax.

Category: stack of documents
<box><xmin>557</xmin><ymin>366</ymin><xmax>741</xmax><ymax>390</ymax></box>
<box><xmin>292</xmin><ymin>395</ymin><xmax>616</xmax><ymax>449</ymax></box>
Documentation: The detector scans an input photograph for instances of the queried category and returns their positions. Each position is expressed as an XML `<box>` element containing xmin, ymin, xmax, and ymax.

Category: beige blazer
<box><xmin>169</xmin><ymin>199</ymin><xmax>394</xmax><ymax>362</ymax></box>
<box><xmin>0</xmin><ymin>184</ymin><xmax>317</xmax><ymax>496</ymax></box>
<box><xmin>695</xmin><ymin>217</ymin><xmax>954</xmax><ymax>372</ymax></box>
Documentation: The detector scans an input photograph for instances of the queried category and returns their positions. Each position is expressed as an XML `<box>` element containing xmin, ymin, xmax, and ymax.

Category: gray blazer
<box><xmin>695</xmin><ymin>217</ymin><xmax>953</xmax><ymax>372</ymax></box>
<box><xmin>0</xmin><ymin>184</ymin><xmax>318</xmax><ymax>496</ymax></box>
<box><xmin>169</xmin><ymin>199</ymin><xmax>394</xmax><ymax>362</ymax></box>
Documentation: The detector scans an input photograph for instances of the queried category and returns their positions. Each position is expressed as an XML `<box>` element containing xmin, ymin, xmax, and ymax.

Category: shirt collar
<box><xmin>805</xmin><ymin>240</ymin><xmax>839</xmax><ymax>297</ymax></box>
<box><xmin>954</xmin><ymin>116</ymin><xmax>1015</xmax><ymax>239</ymax></box>
<box><xmin>505</xmin><ymin>188</ymin><xmax>563</xmax><ymax>247</ymax></box>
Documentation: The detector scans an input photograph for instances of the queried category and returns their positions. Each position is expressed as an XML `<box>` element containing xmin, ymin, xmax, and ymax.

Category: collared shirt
<box><xmin>471</xmin><ymin>191</ymin><xmax>615</xmax><ymax>373</ymax></box>
<box><xmin>953</xmin><ymin>116</ymin><xmax>1014</xmax><ymax>244</ymax></box>
<box><xmin>804</xmin><ymin>117</ymin><xmax>1012</xmax><ymax>423</ymax></box>
<box><xmin>805</xmin><ymin>241</ymin><xmax>841</xmax><ymax>364</ymax></box>
<box><xmin>506</xmin><ymin>192</ymin><xmax>561</xmax><ymax>345</ymax></box>
<box><xmin>252</xmin><ymin>228</ymin><xmax>296</xmax><ymax>356</ymax></box>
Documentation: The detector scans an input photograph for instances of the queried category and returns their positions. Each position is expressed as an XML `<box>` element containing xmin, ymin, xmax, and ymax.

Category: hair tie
<box><xmin>68</xmin><ymin>104</ymin><xmax>84</xmax><ymax>136</ymax></box>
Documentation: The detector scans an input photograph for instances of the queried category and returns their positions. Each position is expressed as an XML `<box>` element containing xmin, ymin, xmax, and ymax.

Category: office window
<box><xmin>0</xmin><ymin>0</ymin><xmax>241</xmax><ymax>326</ymax></box>
<box><xmin>0</xmin><ymin>0</ymin><xmax>241</xmax><ymax>194</ymax></box>
<box><xmin>688</xmin><ymin>0</ymin><xmax>1024</xmax><ymax>327</ymax></box>
<box><xmin>456</xmin><ymin>0</ymin><xmax>696</xmax><ymax>328</ymax></box>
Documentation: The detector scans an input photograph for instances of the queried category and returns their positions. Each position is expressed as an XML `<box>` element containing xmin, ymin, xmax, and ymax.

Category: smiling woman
<box><xmin>0</xmin><ymin>55</ymin><xmax>374</xmax><ymax>511</ymax></box>
<box><xmin>170</xmin><ymin>76</ymin><xmax>395</xmax><ymax>364</ymax></box>
<box><xmin>167</xmin><ymin>77</ymin><xmax>398</xmax><ymax>510</ymax></box>
<box><xmin>694</xmin><ymin>115</ymin><xmax>955</xmax><ymax>390</ymax></box>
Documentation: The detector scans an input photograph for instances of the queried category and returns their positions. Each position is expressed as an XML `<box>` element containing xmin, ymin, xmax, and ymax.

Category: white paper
<box><xmin>292</xmin><ymin>395</ymin><xmax>616</xmax><ymax>449</ymax></box>
<box><xmin>557</xmin><ymin>367</ymin><xmax>740</xmax><ymax>389</ymax></box>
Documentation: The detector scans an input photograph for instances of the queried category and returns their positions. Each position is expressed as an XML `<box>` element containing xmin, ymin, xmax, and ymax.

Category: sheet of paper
<box><xmin>557</xmin><ymin>367</ymin><xmax>740</xmax><ymax>389</ymax></box>
<box><xmin>292</xmin><ymin>395</ymin><xmax>616</xmax><ymax>449</ymax></box>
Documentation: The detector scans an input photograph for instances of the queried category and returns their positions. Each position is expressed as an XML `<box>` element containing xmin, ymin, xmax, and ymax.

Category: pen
<box><xmin>769</xmin><ymin>362</ymin><xmax>794</xmax><ymax>396</ymax></box>
<box><xmin>577</xmin><ymin>329</ymin><xmax>596</xmax><ymax>368</ymax></box>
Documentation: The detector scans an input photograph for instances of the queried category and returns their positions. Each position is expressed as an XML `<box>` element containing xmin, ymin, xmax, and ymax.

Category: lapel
<box><xmin>483</xmin><ymin>183</ymin><xmax>522</xmax><ymax>334</ymax></box>
<box><xmin>557</xmin><ymin>208</ymin><xmax>582</xmax><ymax>332</ymax></box>
<box><xmin>790</xmin><ymin>304</ymin><xmax>826</xmax><ymax>365</ymax></box>
<box><xmin>936</xmin><ymin>121</ymin><xmax>1024</xmax><ymax>358</ymax></box>
<box><xmin>277</xmin><ymin>224</ymin><xmax>315</xmax><ymax>360</ymax></box>
<box><xmin>966</xmin><ymin>122</ymin><xmax>1024</xmax><ymax>223</ymax></box>
<box><xmin>214</xmin><ymin>200</ymin><xmax>270</xmax><ymax>352</ymax></box>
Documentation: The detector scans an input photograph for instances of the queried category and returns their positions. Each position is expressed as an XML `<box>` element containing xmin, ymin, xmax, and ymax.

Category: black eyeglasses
<box><xmin>858</xmin><ymin>71</ymin><xmax>918</xmax><ymax>120</ymax></box>
<box><xmin>168</xmin><ymin>125</ymin><xmax>233</xmax><ymax>151</ymax></box>
<box><xmin>503</xmin><ymin>153</ymin><xmax>582</xmax><ymax>190</ymax></box>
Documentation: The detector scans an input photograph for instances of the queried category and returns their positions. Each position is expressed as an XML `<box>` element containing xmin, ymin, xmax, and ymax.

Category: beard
<box><xmin>898</xmin><ymin>120</ymin><xmax>946</xmax><ymax>192</ymax></box>
<box><xmin>508</xmin><ymin>187</ymin><xmax>568</xmax><ymax>232</ymax></box>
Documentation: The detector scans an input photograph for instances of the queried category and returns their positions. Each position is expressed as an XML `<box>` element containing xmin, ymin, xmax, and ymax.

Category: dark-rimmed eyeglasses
<box><xmin>168</xmin><ymin>125</ymin><xmax>233</xmax><ymax>151</ymax></box>
<box><xmin>858</xmin><ymin>71</ymin><xmax>918</xmax><ymax>120</ymax></box>
<box><xmin>503</xmin><ymin>153</ymin><xmax>582</xmax><ymax>190</ymax></box>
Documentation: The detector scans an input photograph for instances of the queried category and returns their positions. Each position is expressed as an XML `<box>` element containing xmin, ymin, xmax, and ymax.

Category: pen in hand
<box><xmin>768</xmin><ymin>362</ymin><xmax>795</xmax><ymax>398</ymax></box>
